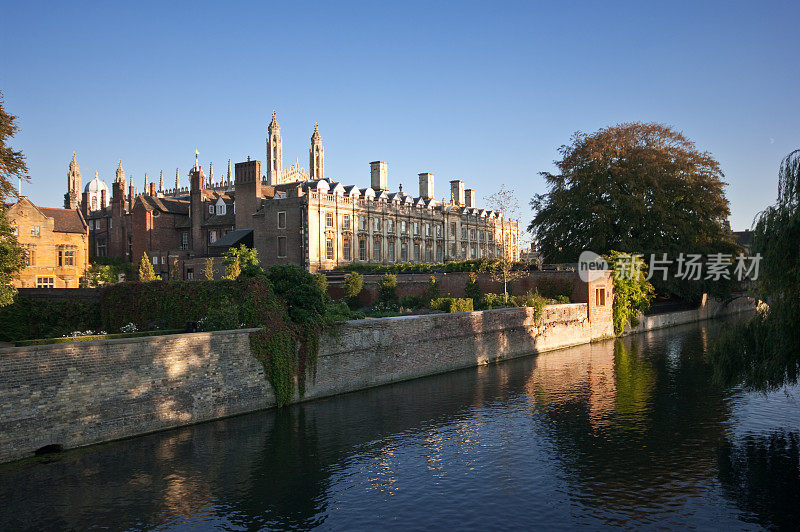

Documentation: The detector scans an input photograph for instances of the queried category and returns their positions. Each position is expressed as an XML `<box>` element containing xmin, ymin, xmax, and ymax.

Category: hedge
<box><xmin>0</xmin><ymin>297</ymin><xmax>102</xmax><ymax>343</ymax></box>
<box><xmin>429</xmin><ymin>297</ymin><xmax>474</xmax><ymax>313</ymax></box>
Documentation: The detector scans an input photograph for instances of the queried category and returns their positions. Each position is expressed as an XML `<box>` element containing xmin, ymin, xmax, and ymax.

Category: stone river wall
<box><xmin>0</xmin><ymin>302</ymin><xmax>609</xmax><ymax>464</ymax></box>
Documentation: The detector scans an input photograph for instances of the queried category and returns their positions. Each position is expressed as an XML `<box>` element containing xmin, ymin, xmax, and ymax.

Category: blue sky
<box><xmin>2</xmin><ymin>0</ymin><xmax>798</xmax><ymax>231</ymax></box>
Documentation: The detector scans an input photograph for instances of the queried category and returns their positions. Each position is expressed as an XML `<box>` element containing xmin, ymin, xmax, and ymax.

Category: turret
<box><xmin>266</xmin><ymin>110</ymin><xmax>282</xmax><ymax>185</ymax></box>
<box><xmin>309</xmin><ymin>123</ymin><xmax>324</xmax><ymax>179</ymax></box>
<box><xmin>64</xmin><ymin>152</ymin><xmax>82</xmax><ymax>209</ymax></box>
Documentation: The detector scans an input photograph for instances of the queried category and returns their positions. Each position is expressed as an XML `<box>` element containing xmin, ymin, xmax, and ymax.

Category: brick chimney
<box><xmin>100</xmin><ymin>189</ymin><xmax>107</xmax><ymax>209</ymax></box>
<box><xmin>234</xmin><ymin>159</ymin><xmax>262</xmax><ymax>229</ymax></box>
<box><xmin>149</xmin><ymin>182</ymin><xmax>155</xmax><ymax>197</ymax></box>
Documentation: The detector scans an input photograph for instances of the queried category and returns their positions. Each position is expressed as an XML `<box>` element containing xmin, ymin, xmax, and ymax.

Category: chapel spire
<box><xmin>159</xmin><ymin>170</ymin><xmax>164</xmax><ymax>192</ymax></box>
<box><xmin>227</xmin><ymin>159</ymin><xmax>232</xmax><ymax>187</ymax></box>
<box><xmin>266</xmin><ymin>110</ymin><xmax>282</xmax><ymax>185</ymax></box>
<box><xmin>309</xmin><ymin>122</ymin><xmax>324</xmax><ymax>180</ymax></box>
<box><xmin>64</xmin><ymin>152</ymin><xmax>82</xmax><ymax>209</ymax></box>
<box><xmin>175</xmin><ymin>168</ymin><xmax>180</xmax><ymax>190</ymax></box>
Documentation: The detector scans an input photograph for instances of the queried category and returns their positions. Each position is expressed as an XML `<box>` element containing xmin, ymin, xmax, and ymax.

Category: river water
<box><xmin>1</xmin><ymin>319</ymin><xmax>799</xmax><ymax>530</ymax></box>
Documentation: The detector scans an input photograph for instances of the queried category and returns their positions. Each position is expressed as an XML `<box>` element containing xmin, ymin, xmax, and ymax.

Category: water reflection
<box><xmin>0</xmin><ymin>320</ymin><xmax>798</xmax><ymax>530</ymax></box>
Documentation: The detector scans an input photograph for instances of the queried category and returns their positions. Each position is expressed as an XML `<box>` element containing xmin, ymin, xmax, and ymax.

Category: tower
<box><xmin>159</xmin><ymin>170</ymin><xmax>164</xmax><ymax>192</ymax></box>
<box><xmin>114</xmin><ymin>160</ymin><xmax>126</xmax><ymax>188</ymax></box>
<box><xmin>266</xmin><ymin>110</ymin><xmax>282</xmax><ymax>185</ymax></box>
<box><xmin>309</xmin><ymin>123</ymin><xmax>324</xmax><ymax>180</ymax></box>
<box><xmin>208</xmin><ymin>161</ymin><xmax>214</xmax><ymax>186</ymax></box>
<box><xmin>227</xmin><ymin>159</ymin><xmax>233</xmax><ymax>187</ymax></box>
<box><xmin>64</xmin><ymin>152</ymin><xmax>81</xmax><ymax>209</ymax></box>
<box><xmin>175</xmin><ymin>168</ymin><xmax>180</xmax><ymax>190</ymax></box>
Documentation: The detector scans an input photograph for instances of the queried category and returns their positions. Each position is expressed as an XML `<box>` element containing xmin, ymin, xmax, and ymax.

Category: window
<box><xmin>109</xmin><ymin>219</ymin><xmax>112</xmax><ymax>229</ymax></box>
<box><xmin>436</xmin><ymin>246</ymin><xmax>443</xmax><ymax>261</ymax></box>
<box><xmin>326</xmin><ymin>212</ymin><xmax>334</xmax><ymax>227</ymax></box>
<box><xmin>479</xmin><ymin>230</ymin><xmax>485</xmax><ymax>242</ymax></box>
<box><xmin>471</xmin><ymin>244</ymin><xmax>477</xmax><ymax>258</ymax></box>
<box><xmin>187</xmin><ymin>269</ymin><xmax>194</xmax><ymax>280</ymax></box>
<box><xmin>413</xmin><ymin>222</ymin><xmax>420</xmax><ymax>235</ymax></box>
<box><xmin>461</xmin><ymin>227</ymin><xmax>466</xmax><ymax>239</ymax></box>
<box><xmin>388</xmin><ymin>219</ymin><xmax>395</xmax><ymax>233</ymax></box>
<box><xmin>25</xmin><ymin>249</ymin><xmax>34</xmax><ymax>266</ymax></box>
<box><xmin>209</xmin><ymin>230</ymin><xmax>217</xmax><ymax>244</ymax></box>
<box><xmin>359</xmin><ymin>216</ymin><xmax>367</xmax><ymax>231</ymax></box>
<box><xmin>425</xmin><ymin>223</ymin><xmax>431</xmax><ymax>236</ymax></box>
<box><xmin>152</xmin><ymin>256</ymin><xmax>158</xmax><ymax>265</ymax></box>
<box><xmin>373</xmin><ymin>237</ymin><xmax>381</xmax><ymax>261</ymax></box>
<box><xmin>470</xmin><ymin>229</ymin><xmax>476</xmax><ymax>240</ymax></box>
<box><xmin>436</xmin><ymin>224</ymin><xmax>442</xmax><ymax>237</ymax></box>
<box><xmin>36</xmin><ymin>277</ymin><xmax>54</xmax><ymax>288</ymax></box>
<box><xmin>278</xmin><ymin>211</ymin><xmax>286</xmax><ymax>229</ymax></box>
<box><xmin>461</xmin><ymin>243</ymin><xmax>467</xmax><ymax>258</ymax></box>
<box><xmin>425</xmin><ymin>245</ymin><xmax>432</xmax><ymax>262</ymax></box>
<box><xmin>209</xmin><ymin>205</ymin><xmax>214</xmax><ymax>214</ymax></box>
<box><xmin>488</xmin><ymin>232</ymin><xmax>494</xmax><ymax>243</ymax></box>
<box><xmin>57</xmin><ymin>250</ymin><xmax>75</xmax><ymax>267</ymax></box>
<box><xmin>388</xmin><ymin>240</ymin><xmax>395</xmax><ymax>261</ymax></box>
<box><xmin>401</xmin><ymin>242</ymin><xmax>408</xmax><ymax>261</ymax></box>
<box><xmin>217</xmin><ymin>204</ymin><xmax>226</xmax><ymax>215</ymax></box>
<box><xmin>326</xmin><ymin>239</ymin><xmax>334</xmax><ymax>260</ymax></box>
<box><xmin>401</xmin><ymin>220</ymin><xmax>407</xmax><ymax>234</ymax></box>
<box><xmin>596</xmin><ymin>288</ymin><xmax>606</xmax><ymax>307</ymax></box>
<box><xmin>343</xmin><ymin>214</ymin><xmax>350</xmax><ymax>229</ymax></box>
<box><xmin>97</xmin><ymin>239</ymin><xmax>107</xmax><ymax>257</ymax></box>
<box><xmin>359</xmin><ymin>238</ymin><xmax>367</xmax><ymax>261</ymax></box>
<box><xmin>161</xmin><ymin>255</ymin><xmax>166</xmax><ymax>265</ymax></box>
<box><xmin>450</xmin><ymin>243</ymin><xmax>456</xmax><ymax>257</ymax></box>
<box><xmin>413</xmin><ymin>243</ymin><xmax>420</xmax><ymax>261</ymax></box>
<box><xmin>373</xmin><ymin>218</ymin><xmax>381</xmax><ymax>232</ymax></box>
<box><xmin>450</xmin><ymin>223</ymin><xmax>456</xmax><ymax>237</ymax></box>
<box><xmin>181</xmin><ymin>232</ymin><xmax>189</xmax><ymax>250</ymax></box>
<box><xmin>91</xmin><ymin>197</ymin><xmax>98</xmax><ymax>211</ymax></box>
<box><xmin>343</xmin><ymin>238</ymin><xmax>351</xmax><ymax>261</ymax></box>
<box><xmin>277</xmin><ymin>236</ymin><xmax>287</xmax><ymax>257</ymax></box>
<box><xmin>31</xmin><ymin>226</ymin><xmax>40</xmax><ymax>237</ymax></box>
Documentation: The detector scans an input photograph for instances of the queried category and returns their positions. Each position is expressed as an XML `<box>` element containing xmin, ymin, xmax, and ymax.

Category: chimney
<box><xmin>149</xmin><ymin>182</ymin><xmax>156</xmax><ymax>197</ymax></box>
<box><xmin>128</xmin><ymin>184</ymin><xmax>135</xmax><ymax>211</ymax></box>
<box><xmin>418</xmin><ymin>172</ymin><xmax>434</xmax><ymax>200</ymax></box>
<box><xmin>450</xmin><ymin>180</ymin><xmax>465</xmax><ymax>206</ymax></box>
<box><xmin>465</xmin><ymin>188</ymin><xmax>476</xmax><ymax>208</ymax></box>
<box><xmin>82</xmin><ymin>191</ymin><xmax>90</xmax><ymax>216</ymax></box>
<box><xmin>234</xmin><ymin>159</ymin><xmax>262</xmax><ymax>230</ymax></box>
<box><xmin>100</xmin><ymin>188</ymin><xmax>107</xmax><ymax>209</ymax></box>
<box><xmin>370</xmin><ymin>161</ymin><xmax>388</xmax><ymax>191</ymax></box>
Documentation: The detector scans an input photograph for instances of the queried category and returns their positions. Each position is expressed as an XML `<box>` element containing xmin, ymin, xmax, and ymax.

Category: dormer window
<box><xmin>208</xmin><ymin>205</ymin><xmax>214</xmax><ymax>214</ymax></box>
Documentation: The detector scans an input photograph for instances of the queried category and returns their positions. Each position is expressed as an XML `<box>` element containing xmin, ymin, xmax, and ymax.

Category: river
<box><xmin>1</xmin><ymin>318</ymin><xmax>798</xmax><ymax>530</ymax></box>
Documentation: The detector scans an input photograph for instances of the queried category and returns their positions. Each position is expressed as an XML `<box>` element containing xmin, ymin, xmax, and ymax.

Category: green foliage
<box><xmin>342</xmin><ymin>271</ymin><xmax>363</xmax><ymax>308</ymax></box>
<box><xmin>530</xmin><ymin>122</ymin><xmax>736</xmax><ymax>299</ymax></box>
<box><xmin>555</xmin><ymin>294</ymin><xmax>571</xmax><ymax>304</ymax></box>
<box><xmin>425</xmin><ymin>275</ymin><xmax>439</xmax><ymax>304</ymax></box>
<box><xmin>250</xmin><ymin>327</ymin><xmax>297</xmax><ymax>407</ymax></box>
<box><xmin>313</xmin><ymin>272</ymin><xmax>328</xmax><ymax>294</ymax></box>
<box><xmin>511</xmin><ymin>291</ymin><xmax>549</xmax><ymax>323</ymax></box>
<box><xmin>400</xmin><ymin>294</ymin><xmax>425</xmax><ymax>309</ymax></box>
<box><xmin>204</xmin><ymin>258</ymin><xmax>215</xmax><ymax>280</ymax></box>
<box><xmin>377</xmin><ymin>273</ymin><xmax>398</xmax><ymax>304</ymax></box>
<box><xmin>606</xmin><ymin>251</ymin><xmax>655</xmax><ymax>336</ymax></box>
<box><xmin>464</xmin><ymin>272</ymin><xmax>482</xmax><ymax>308</ymax></box>
<box><xmin>482</xmin><ymin>293</ymin><xmax>507</xmax><ymax>309</ymax></box>
<box><xmin>0</xmin><ymin>296</ymin><xmax>101</xmax><ymax>342</ymax></box>
<box><xmin>536</xmin><ymin>277</ymin><xmax>574</xmax><ymax>301</ymax></box>
<box><xmin>90</xmin><ymin>256</ymin><xmax>137</xmax><ymax>283</ymax></box>
<box><xmin>0</xmin><ymin>90</ymin><xmax>29</xmax><ymax>202</ymax></box>
<box><xmin>334</xmin><ymin>258</ymin><xmax>522</xmax><ymax>274</ymax></box>
<box><xmin>430</xmin><ymin>297</ymin><xmax>474</xmax><ymax>313</ymax></box>
<box><xmin>138</xmin><ymin>252</ymin><xmax>158</xmax><ymax>282</ymax></box>
<box><xmin>223</xmin><ymin>244</ymin><xmax>259</xmax><ymax>280</ymax></box>
<box><xmin>198</xmin><ymin>295</ymin><xmax>241</xmax><ymax>331</ymax></box>
<box><xmin>708</xmin><ymin>149</ymin><xmax>800</xmax><ymax>391</ymax></box>
<box><xmin>0</xmin><ymin>210</ymin><xmax>25</xmax><ymax>307</ymax></box>
<box><xmin>87</xmin><ymin>263</ymin><xmax>116</xmax><ymax>286</ymax></box>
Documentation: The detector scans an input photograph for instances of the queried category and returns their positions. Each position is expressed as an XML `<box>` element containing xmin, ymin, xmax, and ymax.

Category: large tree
<box><xmin>530</xmin><ymin>123</ymin><xmax>733</xmax><ymax>257</ymax></box>
<box><xmin>530</xmin><ymin>122</ymin><xmax>737</xmax><ymax>299</ymax></box>
<box><xmin>0</xmin><ymin>91</ymin><xmax>28</xmax><ymax>306</ymax></box>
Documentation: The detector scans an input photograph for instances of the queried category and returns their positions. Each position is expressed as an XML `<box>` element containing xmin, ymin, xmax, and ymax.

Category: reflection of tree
<box><xmin>718</xmin><ymin>431</ymin><xmax>800</xmax><ymax>530</ymax></box>
<box><xmin>525</xmin><ymin>326</ymin><xmax>732</xmax><ymax>520</ymax></box>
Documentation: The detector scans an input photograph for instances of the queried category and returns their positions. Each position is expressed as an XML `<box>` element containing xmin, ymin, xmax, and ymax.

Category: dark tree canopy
<box><xmin>0</xmin><ymin>90</ymin><xmax>29</xmax><ymax>201</ymax></box>
<box><xmin>530</xmin><ymin>122</ymin><xmax>732</xmax><ymax>262</ymax></box>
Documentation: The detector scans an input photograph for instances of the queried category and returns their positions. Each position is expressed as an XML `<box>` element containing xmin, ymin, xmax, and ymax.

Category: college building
<box><xmin>66</xmin><ymin>112</ymin><xmax>520</xmax><ymax>277</ymax></box>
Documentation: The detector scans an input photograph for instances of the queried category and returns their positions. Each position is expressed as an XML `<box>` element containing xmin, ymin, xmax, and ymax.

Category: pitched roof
<box><xmin>36</xmin><ymin>207</ymin><xmax>87</xmax><ymax>233</ymax></box>
<box><xmin>202</xmin><ymin>211</ymin><xmax>235</xmax><ymax>227</ymax></box>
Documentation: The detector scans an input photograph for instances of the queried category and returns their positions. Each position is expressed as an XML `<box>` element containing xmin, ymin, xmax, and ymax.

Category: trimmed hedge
<box><xmin>0</xmin><ymin>297</ymin><xmax>101</xmax><ymax>343</ymax></box>
<box><xmin>430</xmin><ymin>297</ymin><xmax>474</xmax><ymax>313</ymax></box>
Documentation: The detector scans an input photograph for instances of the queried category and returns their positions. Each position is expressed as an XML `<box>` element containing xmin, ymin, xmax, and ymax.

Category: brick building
<box><xmin>4</xmin><ymin>197</ymin><xmax>89</xmax><ymax>288</ymax></box>
<box><xmin>69</xmin><ymin>112</ymin><xmax>520</xmax><ymax>277</ymax></box>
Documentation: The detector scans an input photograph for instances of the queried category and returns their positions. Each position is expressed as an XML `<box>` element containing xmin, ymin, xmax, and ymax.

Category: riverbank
<box><xmin>0</xmin><ymin>291</ymin><xmax>755</xmax><ymax>464</ymax></box>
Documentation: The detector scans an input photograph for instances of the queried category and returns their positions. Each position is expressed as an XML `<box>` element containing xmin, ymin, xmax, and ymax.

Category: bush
<box><xmin>430</xmin><ymin>297</ymin><xmax>474</xmax><ymax>313</ymax></box>
<box><xmin>0</xmin><ymin>296</ymin><xmax>101</xmax><ymax>342</ymax></box>
<box><xmin>464</xmin><ymin>272</ymin><xmax>482</xmax><ymax>308</ymax></box>
<box><xmin>555</xmin><ymin>294</ymin><xmax>571</xmax><ymax>304</ymax></box>
<box><xmin>342</xmin><ymin>272</ymin><xmax>363</xmax><ymax>301</ymax></box>
<box><xmin>377</xmin><ymin>273</ymin><xmax>398</xmax><ymax>304</ymax></box>
<box><xmin>425</xmin><ymin>276</ymin><xmax>439</xmax><ymax>304</ymax></box>
<box><xmin>314</xmin><ymin>272</ymin><xmax>328</xmax><ymax>294</ymax></box>
<box><xmin>400</xmin><ymin>294</ymin><xmax>425</xmax><ymax>309</ymax></box>
<box><xmin>333</xmin><ymin>258</ymin><xmax>526</xmax><ymax>275</ymax></box>
<box><xmin>536</xmin><ymin>277</ymin><xmax>574</xmax><ymax>300</ymax></box>
<box><xmin>482</xmin><ymin>293</ymin><xmax>507</xmax><ymax>309</ymax></box>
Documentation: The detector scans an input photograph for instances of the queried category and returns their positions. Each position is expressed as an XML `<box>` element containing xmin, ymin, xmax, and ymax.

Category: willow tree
<box><xmin>530</xmin><ymin>123</ymin><xmax>737</xmax><ymax>299</ymax></box>
<box><xmin>708</xmin><ymin>150</ymin><xmax>800</xmax><ymax>391</ymax></box>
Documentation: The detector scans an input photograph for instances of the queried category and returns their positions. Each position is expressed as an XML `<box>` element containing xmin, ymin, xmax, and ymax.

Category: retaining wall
<box><xmin>0</xmin><ymin>302</ymin><xmax>609</xmax><ymax>464</ymax></box>
<box><xmin>624</xmin><ymin>295</ymin><xmax>757</xmax><ymax>334</ymax></box>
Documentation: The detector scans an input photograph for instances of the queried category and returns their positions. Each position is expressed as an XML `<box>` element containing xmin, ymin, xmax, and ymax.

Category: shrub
<box><xmin>555</xmin><ymin>294</ymin><xmax>571</xmax><ymax>304</ymax></box>
<box><xmin>512</xmin><ymin>291</ymin><xmax>549</xmax><ymax>322</ymax></box>
<box><xmin>400</xmin><ymin>294</ymin><xmax>425</xmax><ymax>309</ymax></box>
<box><xmin>425</xmin><ymin>276</ymin><xmax>439</xmax><ymax>304</ymax></box>
<box><xmin>138</xmin><ymin>252</ymin><xmax>158</xmax><ymax>282</ymax></box>
<box><xmin>464</xmin><ymin>272</ymin><xmax>482</xmax><ymax>308</ymax></box>
<box><xmin>605</xmin><ymin>251</ymin><xmax>654</xmax><ymax>335</ymax></box>
<box><xmin>342</xmin><ymin>272</ymin><xmax>363</xmax><ymax>298</ymax></box>
<box><xmin>204</xmin><ymin>258</ymin><xmax>215</xmax><ymax>280</ymax></box>
<box><xmin>536</xmin><ymin>277</ymin><xmax>574</xmax><ymax>300</ymax></box>
<box><xmin>0</xmin><ymin>296</ymin><xmax>102</xmax><ymax>342</ymax></box>
<box><xmin>430</xmin><ymin>297</ymin><xmax>474</xmax><ymax>313</ymax></box>
<box><xmin>313</xmin><ymin>273</ymin><xmax>328</xmax><ymax>294</ymax></box>
<box><xmin>198</xmin><ymin>295</ymin><xmax>242</xmax><ymax>331</ymax></box>
<box><xmin>377</xmin><ymin>273</ymin><xmax>398</xmax><ymax>304</ymax></box>
<box><xmin>482</xmin><ymin>293</ymin><xmax>507</xmax><ymax>309</ymax></box>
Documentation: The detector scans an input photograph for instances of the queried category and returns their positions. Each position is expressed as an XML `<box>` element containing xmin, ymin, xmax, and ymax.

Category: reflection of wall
<box><xmin>0</xmin><ymin>303</ymin><xmax>613</xmax><ymax>463</ymax></box>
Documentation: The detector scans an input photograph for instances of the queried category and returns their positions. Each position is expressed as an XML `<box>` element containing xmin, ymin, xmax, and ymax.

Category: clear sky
<box><xmin>1</xmin><ymin>0</ymin><xmax>797</xmax><ymax>231</ymax></box>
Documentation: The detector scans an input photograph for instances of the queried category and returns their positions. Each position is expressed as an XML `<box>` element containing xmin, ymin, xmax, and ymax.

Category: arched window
<box><xmin>91</xmin><ymin>197</ymin><xmax>97</xmax><ymax>211</ymax></box>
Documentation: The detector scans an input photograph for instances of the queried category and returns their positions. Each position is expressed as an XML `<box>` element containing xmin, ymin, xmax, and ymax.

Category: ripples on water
<box><xmin>1</xmin><ymin>319</ymin><xmax>799</xmax><ymax>530</ymax></box>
